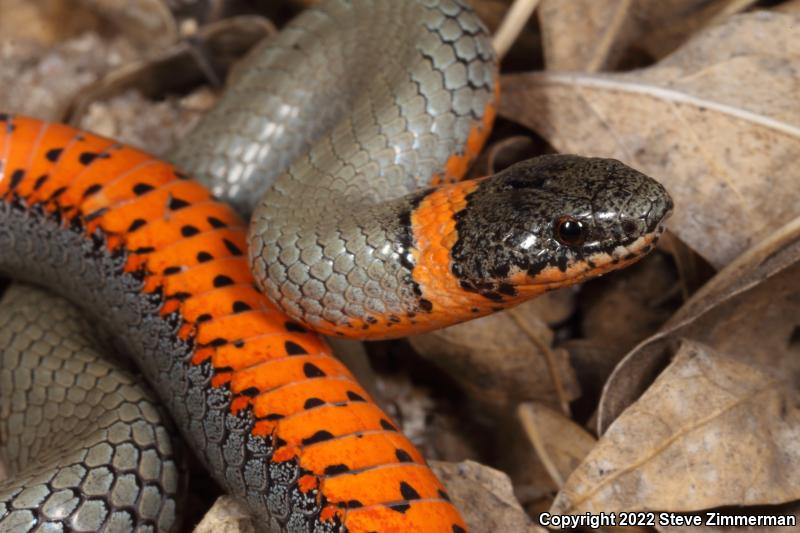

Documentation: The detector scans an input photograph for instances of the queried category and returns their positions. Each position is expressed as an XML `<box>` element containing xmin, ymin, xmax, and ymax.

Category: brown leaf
<box><xmin>66</xmin><ymin>16</ymin><xmax>275</xmax><ymax>126</ymax></box>
<box><xmin>657</xmin><ymin>231</ymin><xmax>716</xmax><ymax>300</ymax></box>
<box><xmin>517</xmin><ymin>402</ymin><xmax>596</xmax><ymax>488</ymax></box>
<box><xmin>431</xmin><ymin>460</ymin><xmax>547</xmax><ymax>533</ymax></box>
<box><xmin>774</xmin><ymin>0</ymin><xmax>800</xmax><ymax>15</ymax></box>
<box><xmin>78</xmin><ymin>0</ymin><xmax>178</xmax><ymax>52</ymax></box>
<box><xmin>485</xmin><ymin>136</ymin><xmax>541</xmax><ymax>175</ymax></box>
<box><xmin>501</xmin><ymin>10</ymin><xmax>800</xmax><ymax>268</ymax></box>
<box><xmin>408</xmin><ymin>294</ymin><xmax>579</xmax><ymax>413</ymax></box>
<box><xmin>0</xmin><ymin>34</ymin><xmax>139</xmax><ymax>121</ymax></box>
<box><xmin>599</xmin><ymin>215</ymin><xmax>800</xmax><ymax>432</ymax></box>
<box><xmin>0</xmin><ymin>0</ymin><xmax>101</xmax><ymax>47</ymax></box>
<box><xmin>538</xmin><ymin>0</ymin><xmax>758</xmax><ymax>71</ymax></box>
<box><xmin>580</xmin><ymin>252</ymin><xmax>678</xmax><ymax>356</ymax></box>
<box><xmin>553</xmin><ymin>340</ymin><xmax>800</xmax><ymax>514</ymax></box>
<box><xmin>194</xmin><ymin>496</ymin><xmax>255</xmax><ymax>533</ymax></box>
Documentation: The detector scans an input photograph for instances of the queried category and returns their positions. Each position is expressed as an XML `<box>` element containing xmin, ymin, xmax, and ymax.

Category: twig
<box><xmin>492</xmin><ymin>0</ymin><xmax>541</xmax><ymax>60</ymax></box>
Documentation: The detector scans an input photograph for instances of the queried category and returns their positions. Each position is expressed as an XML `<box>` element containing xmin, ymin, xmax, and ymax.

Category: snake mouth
<box><xmin>513</xmin><ymin>223</ymin><xmax>667</xmax><ymax>294</ymax></box>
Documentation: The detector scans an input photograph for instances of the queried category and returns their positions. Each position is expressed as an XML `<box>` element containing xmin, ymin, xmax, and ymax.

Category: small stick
<box><xmin>492</xmin><ymin>0</ymin><xmax>542</xmax><ymax>60</ymax></box>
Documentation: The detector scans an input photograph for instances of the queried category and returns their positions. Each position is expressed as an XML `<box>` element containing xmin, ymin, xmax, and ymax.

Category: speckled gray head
<box><xmin>450</xmin><ymin>154</ymin><xmax>673</xmax><ymax>298</ymax></box>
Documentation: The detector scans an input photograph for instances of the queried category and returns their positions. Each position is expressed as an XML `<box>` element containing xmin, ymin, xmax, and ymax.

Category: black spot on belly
<box><xmin>389</xmin><ymin>503</ymin><xmax>411</xmax><ymax>514</ymax></box>
<box><xmin>346</xmin><ymin>391</ymin><xmax>365</xmax><ymax>402</ymax></box>
<box><xmin>301</xmin><ymin>430</ymin><xmax>334</xmax><ymax>446</ymax></box>
<box><xmin>181</xmin><ymin>225</ymin><xmax>200</xmax><ymax>237</ymax></box>
<box><xmin>324</xmin><ymin>463</ymin><xmax>350</xmax><ymax>476</ymax></box>
<box><xmin>399</xmin><ymin>481</ymin><xmax>420</xmax><ymax>500</ymax></box>
<box><xmin>419</xmin><ymin>298</ymin><xmax>433</xmax><ymax>312</ymax></box>
<box><xmin>83</xmin><ymin>208</ymin><xmax>108</xmax><ymax>223</ymax></box>
<box><xmin>285</xmin><ymin>341</ymin><xmax>308</xmax><ymax>355</ymax></box>
<box><xmin>127</xmin><ymin>218</ymin><xmax>147</xmax><ymax>232</ymax></box>
<box><xmin>223</xmin><ymin>238</ymin><xmax>243</xmax><ymax>256</ymax></box>
<box><xmin>131</xmin><ymin>246</ymin><xmax>155</xmax><ymax>254</ymax></box>
<box><xmin>163</xmin><ymin>266</ymin><xmax>182</xmax><ymax>276</ymax></box>
<box><xmin>263</xmin><ymin>413</ymin><xmax>284</xmax><ymax>421</ymax></box>
<box><xmin>284</xmin><ymin>322</ymin><xmax>307</xmax><ymax>333</ymax></box>
<box><xmin>45</xmin><ymin>148</ymin><xmax>63</xmax><ymax>162</ymax></box>
<box><xmin>133</xmin><ymin>183</ymin><xmax>154</xmax><ymax>196</ymax></box>
<box><xmin>79</xmin><ymin>152</ymin><xmax>108</xmax><ymax>165</ymax></box>
<box><xmin>303</xmin><ymin>363</ymin><xmax>325</xmax><ymax>378</ymax></box>
<box><xmin>395</xmin><ymin>449</ymin><xmax>413</xmax><ymax>463</ymax></box>
<box><xmin>9</xmin><ymin>169</ymin><xmax>24</xmax><ymax>190</ymax></box>
<box><xmin>33</xmin><ymin>175</ymin><xmax>48</xmax><ymax>190</ymax></box>
<box><xmin>380</xmin><ymin>419</ymin><xmax>397</xmax><ymax>431</ymax></box>
<box><xmin>169</xmin><ymin>196</ymin><xmax>190</xmax><ymax>210</ymax></box>
<box><xmin>197</xmin><ymin>252</ymin><xmax>213</xmax><ymax>262</ymax></box>
<box><xmin>207</xmin><ymin>216</ymin><xmax>226</xmax><ymax>228</ymax></box>
<box><xmin>232</xmin><ymin>301</ymin><xmax>251</xmax><ymax>313</ymax></box>
<box><xmin>304</xmin><ymin>398</ymin><xmax>325</xmax><ymax>409</ymax></box>
<box><xmin>213</xmin><ymin>275</ymin><xmax>234</xmax><ymax>288</ymax></box>
<box><xmin>49</xmin><ymin>186</ymin><xmax>67</xmax><ymax>200</ymax></box>
<box><xmin>197</xmin><ymin>313</ymin><xmax>212</xmax><ymax>323</ymax></box>
<box><xmin>240</xmin><ymin>387</ymin><xmax>260</xmax><ymax>397</ymax></box>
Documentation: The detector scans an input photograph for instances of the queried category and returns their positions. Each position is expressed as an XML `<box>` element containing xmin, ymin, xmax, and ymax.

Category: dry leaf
<box><xmin>194</xmin><ymin>496</ymin><xmax>254</xmax><ymax>533</ymax></box>
<box><xmin>517</xmin><ymin>402</ymin><xmax>596</xmax><ymax>488</ymax></box>
<box><xmin>408</xmin><ymin>294</ymin><xmax>579</xmax><ymax>413</ymax></box>
<box><xmin>431</xmin><ymin>460</ymin><xmax>546</xmax><ymax>533</ymax></box>
<box><xmin>0</xmin><ymin>0</ymin><xmax>101</xmax><ymax>47</ymax></box>
<box><xmin>774</xmin><ymin>0</ymin><xmax>800</xmax><ymax>14</ymax></box>
<box><xmin>599</xmin><ymin>215</ymin><xmax>800</xmax><ymax>432</ymax></box>
<box><xmin>538</xmin><ymin>0</ymin><xmax>758</xmax><ymax>71</ymax></box>
<box><xmin>553</xmin><ymin>340</ymin><xmax>800</xmax><ymax>514</ymax></box>
<box><xmin>657</xmin><ymin>231</ymin><xmax>715</xmax><ymax>300</ymax></box>
<box><xmin>67</xmin><ymin>16</ymin><xmax>275</xmax><ymax>125</ymax></box>
<box><xmin>580</xmin><ymin>252</ymin><xmax>678</xmax><ymax>355</ymax></box>
<box><xmin>78</xmin><ymin>0</ymin><xmax>178</xmax><ymax>51</ymax></box>
<box><xmin>496</xmin><ymin>415</ymin><xmax>560</xmax><ymax>510</ymax></box>
<box><xmin>0</xmin><ymin>33</ymin><xmax>138</xmax><ymax>121</ymax></box>
<box><xmin>501</xmin><ymin>10</ymin><xmax>800</xmax><ymax>268</ymax></box>
<box><xmin>484</xmin><ymin>136</ymin><xmax>541</xmax><ymax>175</ymax></box>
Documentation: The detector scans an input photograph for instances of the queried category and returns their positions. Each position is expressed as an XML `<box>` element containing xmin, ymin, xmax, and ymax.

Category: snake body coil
<box><xmin>0</xmin><ymin>0</ymin><xmax>673</xmax><ymax>531</ymax></box>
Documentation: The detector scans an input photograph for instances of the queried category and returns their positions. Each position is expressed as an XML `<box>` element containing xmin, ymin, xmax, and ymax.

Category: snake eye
<box><xmin>554</xmin><ymin>216</ymin><xmax>585</xmax><ymax>246</ymax></box>
<box><xmin>621</xmin><ymin>220</ymin><xmax>638</xmax><ymax>236</ymax></box>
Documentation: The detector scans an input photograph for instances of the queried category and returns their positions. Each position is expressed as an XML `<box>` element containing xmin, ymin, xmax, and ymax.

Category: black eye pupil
<box><xmin>555</xmin><ymin>217</ymin><xmax>585</xmax><ymax>245</ymax></box>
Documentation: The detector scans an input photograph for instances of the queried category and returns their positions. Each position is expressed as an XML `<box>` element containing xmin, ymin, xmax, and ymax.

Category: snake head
<box><xmin>450</xmin><ymin>155</ymin><xmax>673</xmax><ymax>300</ymax></box>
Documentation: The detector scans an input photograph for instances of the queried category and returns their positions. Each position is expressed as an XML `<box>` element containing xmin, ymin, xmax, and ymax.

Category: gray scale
<box><xmin>0</xmin><ymin>284</ymin><xmax>182</xmax><ymax>533</ymax></box>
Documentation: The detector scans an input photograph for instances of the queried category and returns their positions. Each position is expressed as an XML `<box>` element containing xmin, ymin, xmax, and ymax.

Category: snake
<box><xmin>0</xmin><ymin>0</ymin><xmax>673</xmax><ymax>532</ymax></box>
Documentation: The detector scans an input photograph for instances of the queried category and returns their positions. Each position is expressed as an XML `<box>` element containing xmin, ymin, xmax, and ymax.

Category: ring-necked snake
<box><xmin>0</xmin><ymin>0</ymin><xmax>673</xmax><ymax>531</ymax></box>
